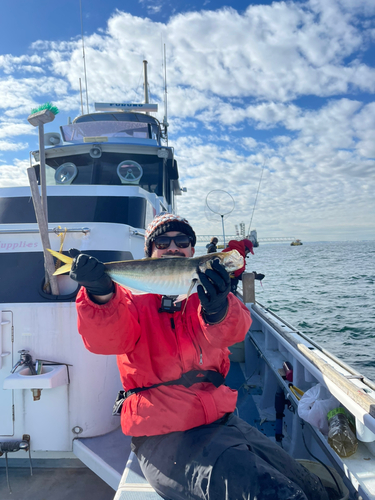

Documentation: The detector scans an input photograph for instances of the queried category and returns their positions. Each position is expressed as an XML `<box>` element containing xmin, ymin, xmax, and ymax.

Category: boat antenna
<box><xmin>162</xmin><ymin>43</ymin><xmax>169</xmax><ymax>145</ymax></box>
<box><xmin>247</xmin><ymin>161</ymin><xmax>265</xmax><ymax>236</ymax></box>
<box><xmin>143</xmin><ymin>60</ymin><xmax>150</xmax><ymax>116</ymax></box>
<box><xmin>80</xmin><ymin>0</ymin><xmax>89</xmax><ymax>113</ymax></box>
<box><xmin>79</xmin><ymin>78</ymin><xmax>84</xmax><ymax>115</ymax></box>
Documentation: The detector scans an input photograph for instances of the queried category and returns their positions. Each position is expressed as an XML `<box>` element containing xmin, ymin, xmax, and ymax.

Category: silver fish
<box><xmin>48</xmin><ymin>249</ymin><xmax>244</xmax><ymax>296</ymax></box>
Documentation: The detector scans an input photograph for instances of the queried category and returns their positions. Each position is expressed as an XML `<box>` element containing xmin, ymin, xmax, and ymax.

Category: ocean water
<box><xmin>195</xmin><ymin>241</ymin><xmax>375</xmax><ymax>381</ymax></box>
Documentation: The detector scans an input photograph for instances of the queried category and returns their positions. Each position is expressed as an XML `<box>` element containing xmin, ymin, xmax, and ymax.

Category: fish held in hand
<box><xmin>47</xmin><ymin>249</ymin><xmax>243</xmax><ymax>297</ymax></box>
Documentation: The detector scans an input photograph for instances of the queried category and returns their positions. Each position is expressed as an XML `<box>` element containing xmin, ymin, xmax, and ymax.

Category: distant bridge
<box><xmin>196</xmin><ymin>235</ymin><xmax>296</xmax><ymax>244</ymax></box>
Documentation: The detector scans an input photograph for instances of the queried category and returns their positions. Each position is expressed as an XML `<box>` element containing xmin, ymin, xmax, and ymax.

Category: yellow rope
<box><xmin>289</xmin><ymin>385</ymin><xmax>305</xmax><ymax>401</ymax></box>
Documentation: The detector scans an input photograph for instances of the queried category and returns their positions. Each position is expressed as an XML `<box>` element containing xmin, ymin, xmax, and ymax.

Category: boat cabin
<box><xmin>0</xmin><ymin>106</ymin><xmax>182</xmax><ymax>303</ymax></box>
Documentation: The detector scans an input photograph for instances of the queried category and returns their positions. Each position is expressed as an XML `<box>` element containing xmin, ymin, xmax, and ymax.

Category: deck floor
<box><xmin>0</xmin><ymin>362</ymin><xmax>269</xmax><ymax>499</ymax></box>
<box><xmin>226</xmin><ymin>361</ymin><xmax>275</xmax><ymax>439</ymax></box>
<box><xmin>0</xmin><ymin>464</ymin><xmax>114</xmax><ymax>500</ymax></box>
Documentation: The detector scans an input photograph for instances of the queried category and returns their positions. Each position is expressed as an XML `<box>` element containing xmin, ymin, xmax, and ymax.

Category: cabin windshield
<box><xmin>61</xmin><ymin>113</ymin><xmax>160</xmax><ymax>142</ymax></box>
<box><xmin>44</xmin><ymin>152</ymin><xmax>166</xmax><ymax>196</ymax></box>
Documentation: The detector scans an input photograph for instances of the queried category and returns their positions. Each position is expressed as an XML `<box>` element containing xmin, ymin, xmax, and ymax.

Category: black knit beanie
<box><xmin>144</xmin><ymin>213</ymin><xmax>196</xmax><ymax>257</ymax></box>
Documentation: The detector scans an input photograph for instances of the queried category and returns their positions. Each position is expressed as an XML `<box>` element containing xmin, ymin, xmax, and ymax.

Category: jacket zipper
<box><xmin>171</xmin><ymin>316</ymin><xmax>203</xmax><ymax>366</ymax></box>
<box><xmin>170</xmin><ymin>316</ymin><xmax>187</xmax><ymax>372</ymax></box>
<box><xmin>198</xmin><ymin>346</ymin><xmax>203</xmax><ymax>365</ymax></box>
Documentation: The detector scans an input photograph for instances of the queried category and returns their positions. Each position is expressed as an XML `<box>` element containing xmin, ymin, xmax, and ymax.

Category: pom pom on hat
<box><xmin>144</xmin><ymin>213</ymin><xmax>196</xmax><ymax>257</ymax></box>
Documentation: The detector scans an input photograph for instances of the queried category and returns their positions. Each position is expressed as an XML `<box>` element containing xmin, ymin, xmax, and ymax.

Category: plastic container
<box><xmin>283</xmin><ymin>361</ymin><xmax>293</xmax><ymax>382</ymax></box>
<box><xmin>296</xmin><ymin>460</ymin><xmax>349</xmax><ymax>500</ymax></box>
<box><xmin>327</xmin><ymin>407</ymin><xmax>358</xmax><ymax>458</ymax></box>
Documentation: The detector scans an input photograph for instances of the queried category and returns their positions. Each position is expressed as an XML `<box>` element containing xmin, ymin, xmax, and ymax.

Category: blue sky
<box><xmin>1</xmin><ymin>0</ymin><xmax>374</xmax><ymax>241</ymax></box>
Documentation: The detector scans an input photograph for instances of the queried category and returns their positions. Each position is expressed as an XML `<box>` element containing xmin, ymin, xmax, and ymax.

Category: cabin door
<box><xmin>0</xmin><ymin>310</ymin><xmax>14</xmax><ymax>435</ymax></box>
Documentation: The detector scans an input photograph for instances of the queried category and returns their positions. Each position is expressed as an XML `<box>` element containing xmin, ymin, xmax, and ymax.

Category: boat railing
<box><xmin>0</xmin><ymin>227</ymin><xmax>91</xmax><ymax>235</ymax></box>
<box><xmin>250</xmin><ymin>304</ymin><xmax>375</xmax><ymax>421</ymax></box>
<box><xmin>130</xmin><ymin>230</ymin><xmax>145</xmax><ymax>238</ymax></box>
<box><xmin>254</xmin><ymin>301</ymin><xmax>375</xmax><ymax>393</ymax></box>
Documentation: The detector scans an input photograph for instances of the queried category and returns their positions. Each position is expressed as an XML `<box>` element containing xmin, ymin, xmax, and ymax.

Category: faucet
<box><xmin>11</xmin><ymin>350</ymin><xmax>37</xmax><ymax>375</ymax></box>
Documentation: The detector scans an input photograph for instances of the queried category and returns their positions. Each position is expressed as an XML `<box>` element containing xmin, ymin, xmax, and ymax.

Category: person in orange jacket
<box><xmin>222</xmin><ymin>238</ymin><xmax>254</xmax><ymax>294</ymax></box>
<box><xmin>69</xmin><ymin>214</ymin><xmax>327</xmax><ymax>500</ymax></box>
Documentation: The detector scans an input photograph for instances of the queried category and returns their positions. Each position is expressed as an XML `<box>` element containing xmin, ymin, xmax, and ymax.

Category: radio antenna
<box><xmin>80</xmin><ymin>0</ymin><xmax>89</xmax><ymax>113</ymax></box>
<box><xmin>79</xmin><ymin>78</ymin><xmax>84</xmax><ymax>115</ymax></box>
<box><xmin>162</xmin><ymin>43</ymin><xmax>169</xmax><ymax>145</ymax></box>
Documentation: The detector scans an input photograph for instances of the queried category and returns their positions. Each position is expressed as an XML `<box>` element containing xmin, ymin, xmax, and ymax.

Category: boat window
<box><xmin>45</xmin><ymin>152</ymin><xmax>165</xmax><ymax>195</ymax></box>
<box><xmin>61</xmin><ymin>121</ymin><xmax>159</xmax><ymax>142</ymax></box>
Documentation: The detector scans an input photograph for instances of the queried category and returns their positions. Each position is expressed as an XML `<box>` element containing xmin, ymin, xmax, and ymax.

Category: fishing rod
<box><xmin>247</xmin><ymin>162</ymin><xmax>265</xmax><ymax>237</ymax></box>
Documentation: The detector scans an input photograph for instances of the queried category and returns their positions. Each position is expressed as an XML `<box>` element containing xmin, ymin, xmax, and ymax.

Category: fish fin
<box><xmin>186</xmin><ymin>278</ymin><xmax>198</xmax><ymax>300</ymax></box>
<box><xmin>47</xmin><ymin>249</ymin><xmax>74</xmax><ymax>275</ymax></box>
<box><xmin>174</xmin><ymin>294</ymin><xmax>187</xmax><ymax>304</ymax></box>
<box><xmin>173</xmin><ymin>279</ymin><xmax>198</xmax><ymax>305</ymax></box>
<box><xmin>182</xmin><ymin>298</ymin><xmax>189</xmax><ymax>315</ymax></box>
<box><xmin>47</xmin><ymin>248</ymin><xmax>73</xmax><ymax>265</ymax></box>
<box><xmin>179</xmin><ymin>278</ymin><xmax>199</xmax><ymax>315</ymax></box>
<box><xmin>53</xmin><ymin>263</ymin><xmax>72</xmax><ymax>276</ymax></box>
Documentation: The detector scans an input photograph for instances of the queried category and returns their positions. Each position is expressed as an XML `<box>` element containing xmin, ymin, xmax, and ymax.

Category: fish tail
<box><xmin>47</xmin><ymin>248</ymin><xmax>73</xmax><ymax>275</ymax></box>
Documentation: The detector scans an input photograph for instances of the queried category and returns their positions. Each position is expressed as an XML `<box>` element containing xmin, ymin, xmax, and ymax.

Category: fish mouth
<box><xmin>160</xmin><ymin>252</ymin><xmax>187</xmax><ymax>258</ymax></box>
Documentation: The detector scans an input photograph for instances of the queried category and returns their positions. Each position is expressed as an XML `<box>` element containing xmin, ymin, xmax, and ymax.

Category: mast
<box><xmin>80</xmin><ymin>0</ymin><xmax>89</xmax><ymax>113</ymax></box>
<box><xmin>162</xmin><ymin>44</ymin><xmax>169</xmax><ymax>145</ymax></box>
<box><xmin>143</xmin><ymin>60</ymin><xmax>150</xmax><ymax>115</ymax></box>
<box><xmin>79</xmin><ymin>78</ymin><xmax>84</xmax><ymax>115</ymax></box>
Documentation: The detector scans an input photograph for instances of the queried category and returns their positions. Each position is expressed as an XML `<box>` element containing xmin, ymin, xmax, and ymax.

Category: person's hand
<box><xmin>197</xmin><ymin>259</ymin><xmax>231</xmax><ymax>323</ymax></box>
<box><xmin>69</xmin><ymin>249</ymin><xmax>114</xmax><ymax>296</ymax></box>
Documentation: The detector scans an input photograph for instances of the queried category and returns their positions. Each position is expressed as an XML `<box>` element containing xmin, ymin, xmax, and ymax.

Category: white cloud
<box><xmin>16</xmin><ymin>0</ymin><xmax>373</xmax><ymax>112</ymax></box>
<box><xmin>0</xmin><ymin>122</ymin><xmax>34</xmax><ymax>139</ymax></box>
<box><xmin>0</xmin><ymin>158</ymin><xmax>29</xmax><ymax>186</ymax></box>
<box><xmin>173</xmin><ymin>94</ymin><xmax>375</xmax><ymax>239</ymax></box>
<box><xmin>243</xmin><ymin>137</ymin><xmax>258</xmax><ymax>150</ymax></box>
<box><xmin>0</xmin><ymin>77</ymin><xmax>69</xmax><ymax>115</ymax></box>
<box><xmin>162</xmin><ymin>1</ymin><xmax>375</xmax><ymax>100</ymax></box>
<box><xmin>0</xmin><ymin>140</ymin><xmax>29</xmax><ymax>152</ymax></box>
<box><xmin>352</xmin><ymin>102</ymin><xmax>375</xmax><ymax>157</ymax></box>
<box><xmin>0</xmin><ymin>54</ymin><xmax>44</xmax><ymax>74</ymax></box>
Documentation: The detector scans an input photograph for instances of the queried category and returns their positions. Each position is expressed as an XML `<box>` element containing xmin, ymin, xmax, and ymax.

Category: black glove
<box><xmin>69</xmin><ymin>248</ymin><xmax>114</xmax><ymax>296</ymax></box>
<box><xmin>197</xmin><ymin>259</ymin><xmax>231</xmax><ymax>324</ymax></box>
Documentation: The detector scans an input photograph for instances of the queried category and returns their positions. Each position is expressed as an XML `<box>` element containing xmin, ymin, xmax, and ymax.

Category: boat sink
<box><xmin>3</xmin><ymin>365</ymin><xmax>68</xmax><ymax>390</ymax></box>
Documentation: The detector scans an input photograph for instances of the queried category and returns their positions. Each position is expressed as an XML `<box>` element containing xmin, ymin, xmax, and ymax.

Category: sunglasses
<box><xmin>154</xmin><ymin>235</ymin><xmax>192</xmax><ymax>250</ymax></box>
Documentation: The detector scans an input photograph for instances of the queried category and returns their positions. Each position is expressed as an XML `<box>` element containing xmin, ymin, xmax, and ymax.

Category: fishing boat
<box><xmin>1</xmin><ymin>65</ymin><xmax>375</xmax><ymax>500</ymax></box>
<box><xmin>291</xmin><ymin>239</ymin><xmax>303</xmax><ymax>246</ymax></box>
<box><xmin>248</xmin><ymin>229</ymin><xmax>259</xmax><ymax>248</ymax></box>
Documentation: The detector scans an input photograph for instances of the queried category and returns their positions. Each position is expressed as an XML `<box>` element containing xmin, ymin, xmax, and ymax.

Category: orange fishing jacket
<box><xmin>76</xmin><ymin>284</ymin><xmax>251</xmax><ymax>436</ymax></box>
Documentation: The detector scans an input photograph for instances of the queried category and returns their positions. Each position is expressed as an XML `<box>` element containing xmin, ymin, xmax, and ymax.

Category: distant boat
<box><xmin>247</xmin><ymin>229</ymin><xmax>259</xmax><ymax>248</ymax></box>
<box><xmin>291</xmin><ymin>239</ymin><xmax>303</xmax><ymax>246</ymax></box>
